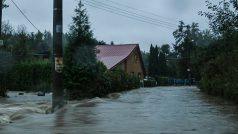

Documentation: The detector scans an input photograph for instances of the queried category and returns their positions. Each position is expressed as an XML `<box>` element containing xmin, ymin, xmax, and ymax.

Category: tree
<box><xmin>148</xmin><ymin>44</ymin><xmax>153</xmax><ymax>76</ymax></box>
<box><xmin>110</xmin><ymin>41</ymin><xmax>114</xmax><ymax>45</ymax></box>
<box><xmin>43</xmin><ymin>31</ymin><xmax>53</xmax><ymax>50</ymax></box>
<box><xmin>2</xmin><ymin>21</ymin><xmax>14</xmax><ymax>36</ymax></box>
<box><xmin>98</xmin><ymin>40</ymin><xmax>106</xmax><ymax>45</ymax></box>
<box><xmin>65</xmin><ymin>0</ymin><xmax>97</xmax><ymax>66</ymax></box>
<box><xmin>161</xmin><ymin>44</ymin><xmax>170</xmax><ymax>55</ymax></box>
<box><xmin>148</xmin><ymin>44</ymin><xmax>159</xmax><ymax>77</ymax></box>
<box><xmin>1</xmin><ymin>21</ymin><xmax>14</xmax><ymax>48</ymax></box>
<box><xmin>12</xmin><ymin>25</ymin><xmax>31</xmax><ymax>61</ymax></box>
<box><xmin>64</xmin><ymin>0</ymin><xmax>99</xmax><ymax>99</ymax></box>
<box><xmin>173</xmin><ymin>21</ymin><xmax>200</xmax><ymax>78</ymax></box>
<box><xmin>198</xmin><ymin>0</ymin><xmax>238</xmax><ymax>101</ymax></box>
<box><xmin>68</xmin><ymin>0</ymin><xmax>96</xmax><ymax>46</ymax></box>
<box><xmin>154</xmin><ymin>45</ymin><xmax>159</xmax><ymax>76</ymax></box>
<box><xmin>141</xmin><ymin>51</ymin><xmax>150</xmax><ymax>75</ymax></box>
<box><xmin>199</xmin><ymin>0</ymin><xmax>238</xmax><ymax>37</ymax></box>
<box><xmin>166</xmin><ymin>51</ymin><xmax>178</xmax><ymax>77</ymax></box>
<box><xmin>158</xmin><ymin>51</ymin><xmax>167</xmax><ymax>76</ymax></box>
<box><xmin>28</xmin><ymin>31</ymin><xmax>47</xmax><ymax>54</ymax></box>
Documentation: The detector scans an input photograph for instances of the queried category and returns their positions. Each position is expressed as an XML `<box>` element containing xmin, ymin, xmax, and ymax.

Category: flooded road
<box><xmin>1</xmin><ymin>86</ymin><xmax>238</xmax><ymax>134</ymax></box>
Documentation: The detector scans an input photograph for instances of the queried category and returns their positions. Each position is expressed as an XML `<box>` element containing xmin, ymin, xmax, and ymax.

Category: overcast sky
<box><xmin>3</xmin><ymin>0</ymin><xmax>220</xmax><ymax>52</ymax></box>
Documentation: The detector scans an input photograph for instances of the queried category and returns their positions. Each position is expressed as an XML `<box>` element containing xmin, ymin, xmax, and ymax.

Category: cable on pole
<box><xmin>10</xmin><ymin>0</ymin><xmax>41</xmax><ymax>32</ymax></box>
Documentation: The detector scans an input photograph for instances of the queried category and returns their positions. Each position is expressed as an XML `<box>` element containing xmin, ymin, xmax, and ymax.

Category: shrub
<box><xmin>200</xmin><ymin>50</ymin><xmax>238</xmax><ymax>102</ymax></box>
<box><xmin>64</xmin><ymin>63</ymin><xmax>100</xmax><ymax>100</ymax></box>
<box><xmin>64</xmin><ymin>62</ymin><xmax>141</xmax><ymax>100</ymax></box>
<box><xmin>143</xmin><ymin>77</ymin><xmax>157</xmax><ymax>87</ymax></box>
<box><xmin>104</xmin><ymin>69</ymin><xmax>140</xmax><ymax>92</ymax></box>
<box><xmin>9</xmin><ymin>59</ymin><xmax>52</xmax><ymax>92</ymax></box>
<box><xmin>156</xmin><ymin>76</ymin><xmax>169</xmax><ymax>86</ymax></box>
<box><xmin>0</xmin><ymin>50</ymin><xmax>15</xmax><ymax>97</ymax></box>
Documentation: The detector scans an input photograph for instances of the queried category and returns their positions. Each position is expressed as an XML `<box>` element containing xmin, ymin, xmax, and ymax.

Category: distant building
<box><xmin>96</xmin><ymin>44</ymin><xmax>145</xmax><ymax>79</ymax></box>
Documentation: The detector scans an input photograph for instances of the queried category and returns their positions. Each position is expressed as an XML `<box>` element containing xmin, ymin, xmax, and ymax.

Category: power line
<box><xmin>103</xmin><ymin>0</ymin><xmax>180</xmax><ymax>23</ymax></box>
<box><xmin>83</xmin><ymin>0</ymin><xmax>177</xmax><ymax>29</ymax></box>
<box><xmin>84</xmin><ymin>2</ymin><xmax>175</xmax><ymax>29</ymax></box>
<box><xmin>90</xmin><ymin>0</ymin><xmax>177</xmax><ymax>27</ymax></box>
<box><xmin>10</xmin><ymin>0</ymin><xmax>41</xmax><ymax>32</ymax></box>
<box><xmin>84</xmin><ymin>0</ymin><xmax>177</xmax><ymax>28</ymax></box>
<box><xmin>85</xmin><ymin>0</ymin><xmax>207</xmax><ymax>30</ymax></box>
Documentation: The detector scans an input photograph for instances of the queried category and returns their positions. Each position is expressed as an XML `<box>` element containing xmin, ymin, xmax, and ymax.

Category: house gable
<box><xmin>96</xmin><ymin>44</ymin><xmax>145</xmax><ymax>78</ymax></box>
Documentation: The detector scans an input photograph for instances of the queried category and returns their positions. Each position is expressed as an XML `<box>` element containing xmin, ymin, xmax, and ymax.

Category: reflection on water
<box><xmin>1</xmin><ymin>87</ymin><xmax>238</xmax><ymax>134</ymax></box>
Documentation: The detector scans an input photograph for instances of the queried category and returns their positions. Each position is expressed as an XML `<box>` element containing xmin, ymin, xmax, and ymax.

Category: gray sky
<box><xmin>3</xmin><ymin>0</ymin><xmax>220</xmax><ymax>52</ymax></box>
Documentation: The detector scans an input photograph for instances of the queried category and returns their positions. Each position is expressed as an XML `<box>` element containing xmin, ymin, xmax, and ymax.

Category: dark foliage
<box><xmin>64</xmin><ymin>1</ymin><xmax>140</xmax><ymax>100</ymax></box>
<box><xmin>0</xmin><ymin>22</ymin><xmax>53</xmax><ymax>96</ymax></box>
<box><xmin>8</xmin><ymin>60</ymin><xmax>52</xmax><ymax>92</ymax></box>
<box><xmin>198</xmin><ymin>0</ymin><xmax>238</xmax><ymax>102</ymax></box>
<box><xmin>148</xmin><ymin>44</ymin><xmax>159</xmax><ymax>77</ymax></box>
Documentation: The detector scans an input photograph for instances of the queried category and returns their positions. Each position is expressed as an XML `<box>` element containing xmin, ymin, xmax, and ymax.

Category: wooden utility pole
<box><xmin>0</xmin><ymin>0</ymin><xmax>3</xmax><ymax>38</ymax></box>
<box><xmin>52</xmin><ymin>0</ymin><xmax>64</xmax><ymax>112</ymax></box>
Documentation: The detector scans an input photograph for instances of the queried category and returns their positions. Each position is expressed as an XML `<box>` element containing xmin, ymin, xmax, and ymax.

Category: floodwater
<box><xmin>1</xmin><ymin>87</ymin><xmax>238</xmax><ymax>134</ymax></box>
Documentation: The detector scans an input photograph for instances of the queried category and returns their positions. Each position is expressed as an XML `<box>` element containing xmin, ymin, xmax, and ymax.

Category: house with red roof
<box><xmin>96</xmin><ymin>44</ymin><xmax>145</xmax><ymax>79</ymax></box>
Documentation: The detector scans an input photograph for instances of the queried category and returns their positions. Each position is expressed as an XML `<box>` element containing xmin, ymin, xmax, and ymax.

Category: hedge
<box><xmin>8</xmin><ymin>60</ymin><xmax>52</xmax><ymax>92</ymax></box>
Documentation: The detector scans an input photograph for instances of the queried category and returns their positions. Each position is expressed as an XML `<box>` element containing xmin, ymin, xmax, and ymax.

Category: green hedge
<box><xmin>104</xmin><ymin>69</ymin><xmax>140</xmax><ymax>92</ymax></box>
<box><xmin>155</xmin><ymin>77</ymin><xmax>169</xmax><ymax>86</ymax></box>
<box><xmin>8</xmin><ymin>60</ymin><xmax>52</xmax><ymax>92</ymax></box>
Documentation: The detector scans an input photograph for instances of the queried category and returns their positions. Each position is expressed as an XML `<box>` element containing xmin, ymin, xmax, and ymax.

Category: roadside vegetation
<box><xmin>198</xmin><ymin>0</ymin><xmax>238</xmax><ymax>102</ymax></box>
<box><xmin>0</xmin><ymin>1</ymin><xmax>140</xmax><ymax>99</ymax></box>
<box><xmin>142</xmin><ymin>0</ymin><xmax>238</xmax><ymax>102</ymax></box>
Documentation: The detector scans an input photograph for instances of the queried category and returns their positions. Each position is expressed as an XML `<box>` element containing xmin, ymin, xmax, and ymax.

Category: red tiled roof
<box><xmin>96</xmin><ymin>44</ymin><xmax>138</xmax><ymax>69</ymax></box>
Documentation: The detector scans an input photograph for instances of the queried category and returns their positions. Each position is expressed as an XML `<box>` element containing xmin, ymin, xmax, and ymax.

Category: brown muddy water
<box><xmin>0</xmin><ymin>86</ymin><xmax>238</xmax><ymax>134</ymax></box>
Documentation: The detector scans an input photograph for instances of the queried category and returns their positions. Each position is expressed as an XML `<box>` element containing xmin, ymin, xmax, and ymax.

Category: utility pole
<box><xmin>0</xmin><ymin>0</ymin><xmax>3</xmax><ymax>38</ymax></box>
<box><xmin>52</xmin><ymin>0</ymin><xmax>64</xmax><ymax>112</ymax></box>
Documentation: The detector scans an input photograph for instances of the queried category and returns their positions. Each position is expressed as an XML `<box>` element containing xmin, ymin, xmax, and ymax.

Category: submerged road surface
<box><xmin>1</xmin><ymin>86</ymin><xmax>238</xmax><ymax>134</ymax></box>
